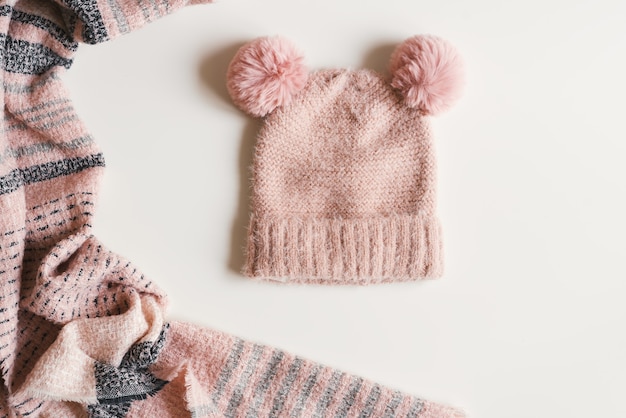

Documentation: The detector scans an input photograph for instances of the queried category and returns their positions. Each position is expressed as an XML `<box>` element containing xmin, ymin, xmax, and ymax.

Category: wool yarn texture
<box><xmin>0</xmin><ymin>1</ymin><xmax>464</xmax><ymax>417</ymax></box>
<box><xmin>228</xmin><ymin>36</ymin><xmax>464</xmax><ymax>285</ymax></box>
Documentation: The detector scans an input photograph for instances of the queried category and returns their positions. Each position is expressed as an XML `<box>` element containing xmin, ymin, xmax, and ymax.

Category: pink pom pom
<box><xmin>389</xmin><ymin>35</ymin><xmax>464</xmax><ymax>115</ymax></box>
<box><xmin>227</xmin><ymin>37</ymin><xmax>308</xmax><ymax>117</ymax></box>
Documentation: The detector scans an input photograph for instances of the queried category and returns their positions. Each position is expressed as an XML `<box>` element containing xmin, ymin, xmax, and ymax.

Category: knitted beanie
<box><xmin>228</xmin><ymin>36</ymin><xmax>464</xmax><ymax>285</ymax></box>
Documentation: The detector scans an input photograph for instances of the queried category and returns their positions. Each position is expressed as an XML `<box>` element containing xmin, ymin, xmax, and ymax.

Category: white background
<box><xmin>63</xmin><ymin>1</ymin><xmax>626</xmax><ymax>417</ymax></box>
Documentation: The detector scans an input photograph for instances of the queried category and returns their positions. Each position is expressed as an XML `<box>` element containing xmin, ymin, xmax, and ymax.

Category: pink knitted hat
<box><xmin>228</xmin><ymin>35</ymin><xmax>464</xmax><ymax>285</ymax></box>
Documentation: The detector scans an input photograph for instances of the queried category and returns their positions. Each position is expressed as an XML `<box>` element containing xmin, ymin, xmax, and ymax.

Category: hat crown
<box><xmin>253</xmin><ymin>69</ymin><xmax>436</xmax><ymax>218</ymax></box>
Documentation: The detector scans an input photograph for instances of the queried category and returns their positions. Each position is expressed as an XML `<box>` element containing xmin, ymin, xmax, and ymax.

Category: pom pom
<box><xmin>389</xmin><ymin>35</ymin><xmax>464</xmax><ymax>115</ymax></box>
<box><xmin>227</xmin><ymin>37</ymin><xmax>308</xmax><ymax>117</ymax></box>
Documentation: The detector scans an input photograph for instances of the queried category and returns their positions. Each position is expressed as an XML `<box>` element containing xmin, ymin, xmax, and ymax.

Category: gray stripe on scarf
<box><xmin>334</xmin><ymin>376</ymin><xmax>364</xmax><ymax>417</ymax></box>
<box><xmin>358</xmin><ymin>384</ymin><xmax>382</xmax><ymax>418</ymax></box>
<box><xmin>211</xmin><ymin>338</ymin><xmax>245</xmax><ymax>402</ymax></box>
<box><xmin>224</xmin><ymin>344</ymin><xmax>265</xmax><ymax>418</ymax></box>
<box><xmin>3</xmin><ymin>72</ymin><xmax>59</xmax><ymax>94</ymax></box>
<box><xmin>382</xmin><ymin>391</ymin><xmax>403</xmax><ymax>418</ymax></box>
<box><xmin>269</xmin><ymin>357</ymin><xmax>304</xmax><ymax>416</ymax></box>
<box><xmin>290</xmin><ymin>365</ymin><xmax>322</xmax><ymax>417</ymax></box>
<box><xmin>106</xmin><ymin>0</ymin><xmax>130</xmax><ymax>33</ymax></box>
<box><xmin>313</xmin><ymin>370</ymin><xmax>345</xmax><ymax>418</ymax></box>
<box><xmin>0</xmin><ymin>136</ymin><xmax>94</xmax><ymax>164</ymax></box>
<box><xmin>406</xmin><ymin>398</ymin><xmax>424</xmax><ymax>418</ymax></box>
<box><xmin>245</xmin><ymin>350</ymin><xmax>285</xmax><ymax>418</ymax></box>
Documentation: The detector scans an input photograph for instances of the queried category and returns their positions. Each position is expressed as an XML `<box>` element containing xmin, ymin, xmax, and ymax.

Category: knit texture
<box><xmin>243</xmin><ymin>69</ymin><xmax>444</xmax><ymax>284</ymax></box>
<box><xmin>0</xmin><ymin>2</ymin><xmax>464</xmax><ymax>417</ymax></box>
